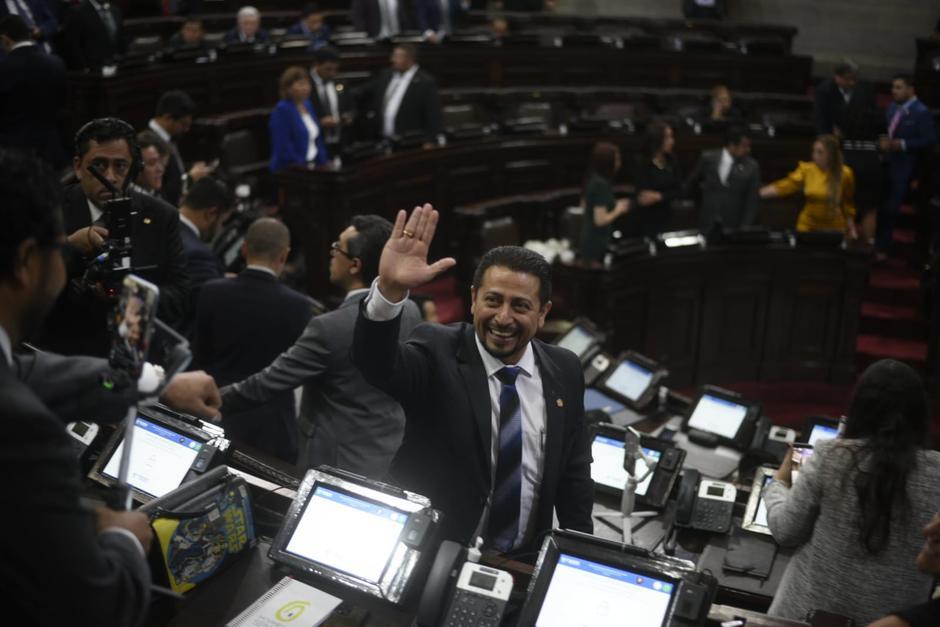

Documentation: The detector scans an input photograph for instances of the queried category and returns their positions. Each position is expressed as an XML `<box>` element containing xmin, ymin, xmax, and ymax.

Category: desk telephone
<box><xmin>675</xmin><ymin>469</ymin><xmax>736</xmax><ymax>534</ymax></box>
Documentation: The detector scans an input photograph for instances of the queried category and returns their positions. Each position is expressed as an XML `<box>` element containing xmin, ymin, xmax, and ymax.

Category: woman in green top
<box><xmin>579</xmin><ymin>141</ymin><xmax>631</xmax><ymax>262</ymax></box>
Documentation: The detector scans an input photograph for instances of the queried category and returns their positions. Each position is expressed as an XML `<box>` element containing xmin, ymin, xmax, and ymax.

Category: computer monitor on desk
<box><xmin>682</xmin><ymin>386</ymin><xmax>761</xmax><ymax>451</ymax></box>
<box><xmin>553</xmin><ymin>317</ymin><xmax>603</xmax><ymax>365</ymax></box>
<box><xmin>799</xmin><ymin>416</ymin><xmax>840</xmax><ymax>446</ymax></box>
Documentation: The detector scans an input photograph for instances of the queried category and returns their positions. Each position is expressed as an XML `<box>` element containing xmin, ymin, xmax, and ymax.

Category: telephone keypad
<box><xmin>691</xmin><ymin>498</ymin><xmax>733</xmax><ymax>533</ymax></box>
<box><xmin>444</xmin><ymin>590</ymin><xmax>503</xmax><ymax>627</ymax></box>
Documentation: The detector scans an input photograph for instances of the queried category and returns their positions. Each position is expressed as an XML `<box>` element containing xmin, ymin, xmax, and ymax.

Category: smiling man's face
<box><xmin>471</xmin><ymin>265</ymin><xmax>550</xmax><ymax>365</ymax></box>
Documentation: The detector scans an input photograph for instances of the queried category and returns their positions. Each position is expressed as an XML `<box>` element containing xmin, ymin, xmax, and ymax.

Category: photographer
<box><xmin>37</xmin><ymin>117</ymin><xmax>190</xmax><ymax>358</ymax></box>
<box><xmin>0</xmin><ymin>147</ymin><xmax>221</xmax><ymax>627</ymax></box>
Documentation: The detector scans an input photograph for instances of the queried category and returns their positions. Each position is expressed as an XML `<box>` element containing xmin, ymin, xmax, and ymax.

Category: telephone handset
<box><xmin>675</xmin><ymin>469</ymin><xmax>736</xmax><ymax>534</ymax></box>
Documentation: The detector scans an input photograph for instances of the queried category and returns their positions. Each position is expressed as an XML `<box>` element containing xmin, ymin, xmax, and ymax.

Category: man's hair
<box><xmin>472</xmin><ymin>246</ymin><xmax>552</xmax><ymax>306</ymax></box>
<box><xmin>0</xmin><ymin>14</ymin><xmax>30</xmax><ymax>42</ymax></box>
<box><xmin>181</xmin><ymin>177</ymin><xmax>232</xmax><ymax>212</ymax></box>
<box><xmin>0</xmin><ymin>149</ymin><xmax>64</xmax><ymax>279</ymax></box>
<box><xmin>833</xmin><ymin>61</ymin><xmax>858</xmax><ymax>77</ymax></box>
<box><xmin>279</xmin><ymin>65</ymin><xmax>309</xmax><ymax>100</ymax></box>
<box><xmin>237</xmin><ymin>5</ymin><xmax>260</xmax><ymax>19</ymax></box>
<box><xmin>314</xmin><ymin>45</ymin><xmax>340</xmax><ymax>65</ymax></box>
<box><xmin>395</xmin><ymin>43</ymin><xmax>419</xmax><ymax>63</ymax></box>
<box><xmin>893</xmin><ymin>73</ymin><xmax>915</xmax><ymax>89</ymax></box>
<box><xmin>724</xmin><ymin>125</ymin><xmax>750</xmax><ymax>146</ymax></box>
<box><xmin>136</xmin><ymin>130</ymin><xmax>169</xmax><ymax>157</ymax></box>
<box><xmin>347</xmin><ymin>215</ymin><xmax>393</xmax><ymax>285</ymax></box>
<box><xmin>155</xmin><ymin>90</ymin><xmax>196</xmax><ymax>120</ymax></box>
<box><xmin>301</xmin><ymin>2</ymin><xmax>321</xmax><ymax>18</ymax></box>
<box><xmin>244</xmin><ymin>217</ymin><xmax>289</xmax><ymax>261</ymax></box>
<box><xmin>74</xmin><ymin>117</ymin><xmax>137</xmax><ymax>160</ymax></box>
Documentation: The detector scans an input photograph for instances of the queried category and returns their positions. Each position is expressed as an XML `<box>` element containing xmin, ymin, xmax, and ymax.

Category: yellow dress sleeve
<box><xmin>841</xmin><ymin>166</ymin><xmax>856</xmax><ymax>219</ymax></box>
<box><xmin>772</xmin><ymin>162</ymin><xmax>807</xmax><ymax>197</ymax></box>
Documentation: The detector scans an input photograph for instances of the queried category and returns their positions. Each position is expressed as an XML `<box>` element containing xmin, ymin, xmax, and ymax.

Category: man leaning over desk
<box><xmin>352</xmin><ymin>203</ymin><xmax>593</xmax><ymax>557</ymax></box>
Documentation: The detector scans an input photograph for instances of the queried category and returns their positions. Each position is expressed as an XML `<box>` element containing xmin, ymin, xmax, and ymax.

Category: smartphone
<box><xmin>790</xmin><ymin>443</ymin><xmax>814</xmax><ymax>484</ymax></box>
<box><xmin>108</xmin><ymin>274</ymin><xmax>159</xmax><ymax>378</ymax></box>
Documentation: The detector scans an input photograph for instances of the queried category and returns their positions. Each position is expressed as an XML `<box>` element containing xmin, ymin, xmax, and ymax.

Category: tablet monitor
<box><xmin>742</xmin><ymin>467</ymin><xmax>776</xmax><ymax>536</ymax></box>
<box><xmin>682</xmin><ymin>386</ymin><xmax>760</xmax><ymax>450</ymax></box>
<box><xmin>554</xmin><ymin>318</ymin><xmax>602</xmax><ymax>363</ymax></box>
<box><xmin>597</xmin><ymin>351</ymin><xmax>666</xmax><ymax>412</ymax></box>
<box><xmin>89</xmin><ymin>408</ymin><xmax>222</xmax><ymax>503</ymax></box>
<box><xmin>517</xmin><ymin>530</ymin><xmax>715</xmax><ymax>627</ymax></box>
<box><xmin>269</xmin><ymin>467</ymin><xmax>442</xmax><ymax>604</ymax></box>
<box><xmin>800</xmin><ymin>416</ymin><xmax>840</xmax><ymax>446</ymax></box>
<box><xmin>591</xmin><ymin>435</ymin><xmax>661</xmax><ymax>497</ymax></box>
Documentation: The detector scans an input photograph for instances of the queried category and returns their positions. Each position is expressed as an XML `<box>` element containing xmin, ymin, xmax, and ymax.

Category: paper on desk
<box><xmin>227</xmin><ymin>576</ymin><xmax>341</xmax><ymax>627</ymax></box>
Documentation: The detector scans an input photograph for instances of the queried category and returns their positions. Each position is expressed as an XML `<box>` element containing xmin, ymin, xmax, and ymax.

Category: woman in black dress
<box><xmin>632</xmin><ymin>121</ymin><xmax>682</xmax><ymax>238</ymax></box>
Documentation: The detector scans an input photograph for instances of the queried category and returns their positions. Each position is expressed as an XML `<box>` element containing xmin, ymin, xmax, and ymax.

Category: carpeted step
<box><xmin>856</xmin><ymin>333</ymin><xmax>928</xmax><ymax>371</ymax></box>
<box><xmin>859</xmin><ymin>302</ymin><xmax>928</xmax><ymax>341</ymax></box>
<box><xmin>863</xmin><ymin>271</ymin><xmax>923</xmax><ymax>307</ymax></box>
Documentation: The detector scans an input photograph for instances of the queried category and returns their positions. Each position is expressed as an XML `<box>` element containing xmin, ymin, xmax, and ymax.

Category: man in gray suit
<box><xmin>685</xmin><ymin>126</ymin><xmax>761</xmax><ymax>233</ymax></box>
<box><xmin>220</xmin><ymin>215</ymin><xmax>422</xmax><ymax>478</ymax></box>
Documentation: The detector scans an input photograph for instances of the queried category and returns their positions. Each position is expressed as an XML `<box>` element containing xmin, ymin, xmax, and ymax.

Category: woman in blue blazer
<box><xmin>269</xmin><ymin>65</ymin><xmax>329</xmax><ymax>172</ymax></box>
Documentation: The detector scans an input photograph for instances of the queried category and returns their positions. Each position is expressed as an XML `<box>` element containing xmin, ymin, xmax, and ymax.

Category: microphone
<box><xmin>623</xmin><ymin>427</ymin><xmax>640</xmax><ymax>476</ymax></box>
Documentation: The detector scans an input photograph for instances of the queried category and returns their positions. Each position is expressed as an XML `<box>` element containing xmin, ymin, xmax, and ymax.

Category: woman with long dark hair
<box><xmin>579</xmin><ymin>141</ymin><xmax>630</xmax><ymax>262</ymax></box>
<box><xmin>632</xmin><ymin>121</ymin><xmax>682</xmax><ymax>237</ymax></box>
<box><xmin>763</xmin><ymin>359</ymin><xmax>940</xmax><ymax>623</ymax></box>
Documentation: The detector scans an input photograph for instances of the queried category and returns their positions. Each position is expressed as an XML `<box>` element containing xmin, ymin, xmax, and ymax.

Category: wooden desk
<box><xmin>552</xmin><ymin>244</ymin><xmax>871</xmax><ymax>388</ymax></box>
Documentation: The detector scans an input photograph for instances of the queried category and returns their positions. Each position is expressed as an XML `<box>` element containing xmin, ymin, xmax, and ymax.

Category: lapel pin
<box><xmin>556</xmin><ymin>398</ymin><xmax>564</xmax><ymax>408</ymax></box>
<box><xmin>143</xmin><ymin>217</ymin><xmax>152</xmax><ymax>225</ymax></box>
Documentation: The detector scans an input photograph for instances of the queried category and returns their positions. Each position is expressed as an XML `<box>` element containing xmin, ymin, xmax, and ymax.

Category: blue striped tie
<box><xmin>487</xmin><ymin>365</ymin><xmax>523</xmax><ymax>552</ymax></box>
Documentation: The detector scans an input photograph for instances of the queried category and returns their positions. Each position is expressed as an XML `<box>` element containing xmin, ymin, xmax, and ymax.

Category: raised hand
<box><xmin>377</xmin><ymin>203</ymin><xmax>456</xmax><ymax>302</ymax></box>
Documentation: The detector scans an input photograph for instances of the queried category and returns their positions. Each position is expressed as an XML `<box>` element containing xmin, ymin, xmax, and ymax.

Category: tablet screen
<box><xmin>102</xmin><ymin>416</ymin><xmax>203</xmax><ymax>498</ymax></box>
<box><xmin>807</xmin><ymin>423</ymin><xmax>838</xmax><ymax>446</ymax></box>
<box><xmin>536</xmin><ymin>553</ymin><xmax>674</xmax><ymax>627</ymax></box>
<box><xmin>591</xmin><ymin>435</ymin><xmax>662</xmax><ymax>496</ymax></box>
<box><xmin>604</xmin><ymin>360</ymin><xmax>654</xmax><ymax>402</ymax></box>
<box><xmin>285</xmin><ymin>485</ymin><xmax>408</xmax><ymax>583</ymax></box>
<box><xmin>584</xmin><ymin>389</ymin><xmax>625</xmax><ymax>414</ymax></box>
<box><xmin>687</xmin><ymin>394</ymin><xmax>748</xmax><ymax>440</ymax></box>
<box><xmin>557</xmin><ymin>326</ymin><xmax>595</xmax><ymax>359</ymax></box>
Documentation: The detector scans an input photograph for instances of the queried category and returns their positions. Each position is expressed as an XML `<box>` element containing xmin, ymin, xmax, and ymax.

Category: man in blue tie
<box><xmin>877</xmin><ymin>74</ymin><xmax>937</xmax><ymax>260</ymax></box>
<box><xmin>352</xmin><ymin>203</ymin><xmax>593</xmax><ymax>557</ymax></box>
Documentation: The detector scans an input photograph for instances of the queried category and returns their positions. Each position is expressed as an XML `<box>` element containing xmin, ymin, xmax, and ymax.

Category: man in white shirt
<box><xmin>351</xmin><ymin>204</ymin><xmax>593</xmax><ymax>556</ymax></box>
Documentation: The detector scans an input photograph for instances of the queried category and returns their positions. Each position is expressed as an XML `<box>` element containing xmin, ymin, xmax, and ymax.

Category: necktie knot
<box><xmin>496</xmin><ymin>366</ymin><xmax>521</xmax><ymax>386</ymax></box>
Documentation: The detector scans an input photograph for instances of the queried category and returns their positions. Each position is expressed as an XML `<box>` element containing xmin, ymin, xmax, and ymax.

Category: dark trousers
<box><xmin>877</xmin><ymin>161</ymin><xmax>915</xmax><ymax>252</ymax></box>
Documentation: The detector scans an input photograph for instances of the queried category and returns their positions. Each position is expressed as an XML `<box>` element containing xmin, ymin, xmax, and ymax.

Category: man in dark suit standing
<box><xmin>148</xmin><ymin>90</ymin><xmax>212</xmax><ymax>208</ymax></box>
<box><xmin>36</xmin><ymin>118</ymin><xmax>190</xmax><ymax>358</ymax></box>
<box><xmin>194</xmin><ymin>218</ymin><xmax>316</xmax><ymax>463</ymax></box>
<box><xmin>221</xmin><ymin>215</ymin><xmax>421</xmax><ymax>476</ymax></box>
<box><xmin>61</xmin><ymin>0</ymin><xmax>127</xmax><ymax>70</ymax></box>
<box><xmin>177</xmin><ymin>177</ymin><xmax>231</xmax><ymax>313</ymax></box>
<box><xmin>0</xmin><ymin>15</ymin><xmax>66</xmax><ymax>167</ymax></box>
<box><xmin>309</xmin><ymin>46</ymin><xmax>347</xmax><ymax>156</ymax></box>
<box><xmin>814</xmin><ymin>62</ymin><xmax>878</xmax><ymax>139</ymax></box>
<box><xmin>877</xmin><ymin>75</ymin><xmax>937</xmax><ymax>259</ymax></box>
<box><xmin>356</xmin><ymin>44</ymin><xmax>444</xmax><ymax>143</ymax></box>
<box><xmin>685</xmin><ymin>126</ymin><xmax>761</xmax><ymax>233</ymax></box>
<box><xmin>353</xmin><ymin>204</ymin><xmax>593</xmax><ymax>555</ymax></box>
<box><xmin>0</xmin><ymin>148</ymin><xmax>223</xmax><ymax>626</ymax></box>
<box><xmin>0</xmin><ymin>0</ymin><xmax>58</xmax><ymax>53</ymax></box>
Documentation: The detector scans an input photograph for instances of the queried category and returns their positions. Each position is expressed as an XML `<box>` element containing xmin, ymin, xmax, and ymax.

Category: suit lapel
<box><xmin>533</xmin><ymin>341</ymin><xmax>566</xmax><ymax>485</ymax></box>
<box><xmin>456</xmin><ymin>325</ymin><xmax>495</xmax><ymax>490</ymax></box>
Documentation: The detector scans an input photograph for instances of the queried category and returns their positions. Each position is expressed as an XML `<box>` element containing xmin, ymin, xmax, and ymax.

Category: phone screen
<box><xmin>790</xmin><ymin>445</ymin><xmax>814</xmax><ymax>483</ymax></box>
<box><xmin>109</xmin><ymin>275</ymin><xmax>159</xmax><ymax>377</ymax></box>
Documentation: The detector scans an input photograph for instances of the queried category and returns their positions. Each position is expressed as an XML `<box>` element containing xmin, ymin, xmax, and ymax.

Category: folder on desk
<box><xmin>227</xmin><ymin>576</ymin><xmax>341</xmax><ymax>627</ymax></box>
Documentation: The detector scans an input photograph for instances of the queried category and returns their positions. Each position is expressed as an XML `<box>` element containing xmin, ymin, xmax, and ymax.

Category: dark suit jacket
<box><xmin>160</xmin><ymin>137</ymin><xmax>185</xmax><ymax>208</ymax></box>
<box><xmin>352</xmin><ymin>313</ymin><xmax>594</xmax><ymax>552</ymax></box>
<box><xmin>358</xmin><ymin>67</ymin><xmax>444</xmax><ymax>140</ymax></box>
<box><xmin>0</xmin><ymin>351</ymin><xmax>149</xmax><ymax>626</ymax></box>
<box><xmin>61</xmin><ymin>0</ymin><xmax>127</xmax><ymax>70</ymax></box>
<box><xmin>351</xmin><ymin>0</ymin><xmax>413</xmax><ymax>38</ymax></box>
<box><xmin>285</xmin><ymin>21</ymin><xmax>331</xmax><ymax>51</ymax></box>
<box><xmin>37</xmin><ymin>184</ymin><xmax>190</xmax><ymax>357</ymax></box>
<box><xmin>193</xmin><ymin>269</ymin><xmax>313</xmax><ymax>461</ymax></box>
<box><xmin>0</xmin><ymin>0</ymin><xmax>58</xmax><ymax>41</ymax></box>
<box><xmin>813</xmin><ymin>77</ymin><xmax>877</xmax><ymax>139</ymax></box>
<box><xmin>222</xmin><ymin>27</ymin><xmax>270</xmax><ymax>44</ymax></box>
<box><xmin>222</xmin><ymin>292</ymin><xmax>421</xmax><ymax>477</ymax></box>
<box><xmin>685</xmin><ymin>148</ymin><xmax>760</xmax><ymax>232</ymax></box>
<box><xmin>179</xmin><ymin>224</ymin><xmax>223</xmax><ymax>307</ymax></box>
<box><xmin>414</xmin><ymin>0</ymin><xmax>466</xmax><ymax>33</ymax></box>
<box><xmin>0</xmin><ymin>44</ymin><xmax>66</xmax><ymax>166</ymax></box>
<box><xmin>886</xmin><ymin>98</ymin><xmax>938</xmax><ymax>172</ymax></box>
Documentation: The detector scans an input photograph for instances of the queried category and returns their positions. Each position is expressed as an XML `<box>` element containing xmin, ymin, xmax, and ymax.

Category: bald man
<box><xmin>193</xmin><ymin>218</ymin><xmax>316</xmax><ymax>462</ymax></box>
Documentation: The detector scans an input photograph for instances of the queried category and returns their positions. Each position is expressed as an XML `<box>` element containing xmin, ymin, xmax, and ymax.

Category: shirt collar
<box><xmin>87</xmin><ymin>198</ymin><xmax>103</xmax><ymax>224</ymax></box>
<box><xmin>0</xmin><ymin>324</ymin><xmax>11</xmax><ymax>367</ymax></box>
<box><xmin>148</xmin><ymin>118</ymin><xmax>172</xmax><ymax>143</ymax></box>
<box><xmin>245</xmin><ymin>264</ymin><xmax>277</xmax><ymax>278</ymax></box>
<box><xmin>89</xmin><ymin>0</ymin><xmax>109</xmax><ymax>12</ymax></box>
<box><xmin>474</xmin><ymin>332</ymin><xmax>535</xmax><ymax>380</ymax></box>
<box><xmin>344</xmin><ymin>287</ymin><xmax>370</xmax><ymax>302</ymax></box>
<box><xmin>178</xmin><ymin>214</ymin><xmax>200</xmax><ymax>238</ymax></box>
<box><xmin>901</xmin><ymin>96</ymin><xmax>918</xmax><ymax>111</ymax></box>
<box><xmin>11</xmin><ymin>41</ymin><xmax>36</xmax><ymax>52</ymax></box>
<box><xmin>721</xmin><ymin>148</ymin><xmax>733</xmax><ymax>163</ymax></box>
<box><xmin>395</xmin><ymin>64</ymin><xmax>419</xmax><ymax>81</ymax></box>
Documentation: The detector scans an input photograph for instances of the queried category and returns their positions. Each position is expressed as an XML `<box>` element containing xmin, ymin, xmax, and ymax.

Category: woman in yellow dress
<box><xmin>760</xmin><ymin>134</ymin><xmax>858</xmax><ymax>239</ymax></box>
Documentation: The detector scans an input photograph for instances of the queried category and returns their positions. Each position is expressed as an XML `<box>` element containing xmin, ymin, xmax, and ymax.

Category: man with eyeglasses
<box><xmin>36</xmin><ymin>117</ymin><xmax>189</xmax><ymax>358</ymax></box>
<box><xmin>219</xmin><ymin>215</ymin><xmax>422</xmax><ymax>477</ymax></box>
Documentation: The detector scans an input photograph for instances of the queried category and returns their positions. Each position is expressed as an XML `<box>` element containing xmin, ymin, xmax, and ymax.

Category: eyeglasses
<box><xmin>330</xmin><ymin>241</ymin><xmax>353</xmax><ymax>259</ymax></box>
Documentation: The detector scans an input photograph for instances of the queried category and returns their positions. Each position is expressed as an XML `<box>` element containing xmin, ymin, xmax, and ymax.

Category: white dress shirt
<box><xmin>718</xmin><ymin>148</ymin><xmax>733</xmax><ymax>186</ymax></box>
<box><xmin>87</xmin><ymin>198</ymin><xmax>103</xmax><ymax>224</ymax></box>
<box><xmin>377</xmin><ymin>0</ymin><xmax>400</xmax><ymax>39</ymax></box>
<box><xmin>312</xmin><ymin>69</ymin><xmax>340</xmax><ymax>143</ymax></box>
<box><xmin>299</xmin><ymin>110</ymin><xmax>320</xmax><ymax>162</ymax></box>
<box><xmin>382</xmin><ymin>65</ymin><xmax>419</xmax><ymax>138</ymax></box>
<box><xmin>364</xmin><ymin>278</ymin><xmax>546</xmax><ymax>549</ymax></box>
